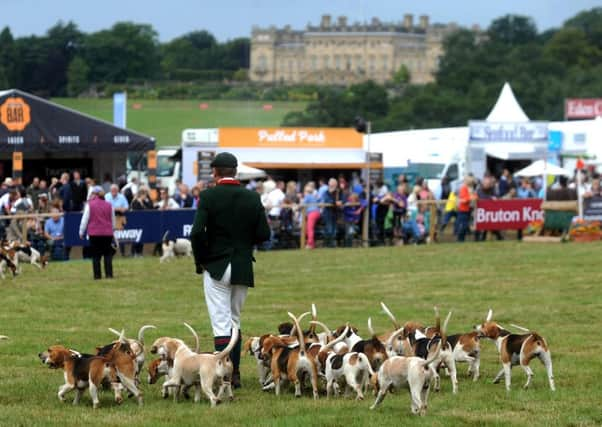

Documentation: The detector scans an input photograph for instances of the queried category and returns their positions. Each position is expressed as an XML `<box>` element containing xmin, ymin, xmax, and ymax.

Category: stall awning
<box><xmin>485</xmin><ymin>143</ymin><xmax>537</xmax><ymax>160</ymax></box>
<box><xmin>0</xmin><ymin>89</ymin><xmax>155</xmax><ymax>152</ymax></box>
<box><xmin>222</xmin><ymin>148</ymin><xmax>377</xmax><ymax>169</ymax></box>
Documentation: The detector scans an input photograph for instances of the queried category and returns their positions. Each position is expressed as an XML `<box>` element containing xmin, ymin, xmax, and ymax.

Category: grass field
<box><xmin>52</xmin><ymin>99</ymin><xmax>307</xmax><ymax>146</ymax></box>
<box><xmin>1</xmin><ymin>242</ymin><xmax>601</xmax><ymax>426</ymax></box>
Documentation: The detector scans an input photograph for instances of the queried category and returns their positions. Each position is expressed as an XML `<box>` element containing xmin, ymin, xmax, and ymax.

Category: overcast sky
<box><xmin>2</xmin><ymin>0</ymin><xmax>599</xmax><ymax>41</ymax></box>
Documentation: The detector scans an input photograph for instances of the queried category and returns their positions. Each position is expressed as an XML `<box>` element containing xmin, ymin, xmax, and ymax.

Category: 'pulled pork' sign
<box><xmin>475</xmin><ymin>199</ymin><xmax>543</xmax><ymax>231</ymax></box>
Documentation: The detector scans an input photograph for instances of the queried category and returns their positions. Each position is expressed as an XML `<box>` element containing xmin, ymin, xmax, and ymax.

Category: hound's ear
<box><xmin>486</xmin><ymin>309</ymin><xmax>493</xmax><ymax>322</ymax></box>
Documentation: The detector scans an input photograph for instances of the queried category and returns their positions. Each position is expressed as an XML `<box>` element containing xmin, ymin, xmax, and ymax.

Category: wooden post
<box><xmin>362</xmin><ymin>201</ymin><xmax>369</xmax><ymax>247</ymax></box>
<box><xmin>429</xmin><ymin>201</ymin><xmax>438</xmax><ymax>243</ymax></box>
<box><xmin>300</xmin><ymin>205</ymin><xmax>307</xmax><ymax>249</ymax></box>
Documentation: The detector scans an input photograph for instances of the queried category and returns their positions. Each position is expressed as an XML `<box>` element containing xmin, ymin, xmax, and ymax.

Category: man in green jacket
<box><xmin>190</xmin><ymin>152</ymin><xmax>270</xmax><ymax>388</ymax></box>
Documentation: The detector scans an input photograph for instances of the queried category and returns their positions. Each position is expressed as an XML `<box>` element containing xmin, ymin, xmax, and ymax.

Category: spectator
<box><xmin>343</xmin><ymin>192</ymin><xmax>366</xmax><ymax>247</ymax></box>
<box><xmin>155</xmin><ymin>188</ymin><xmax>179</xmax><ymax>210</ymax></box>
<box><xmin>105</xmin><ymin>184</ymin><xmax>129</xmax><ymax>256</ymax></box>
<box><xmin>0</xmin><ymin>178</ymin><xmax>13</xmax><ymax>197</ymax></box>
<box><xmin>101</xmin><ymin>173</ymin><xmax>113</xmax><ymax>194</ymax></box>
<box><xmin>266</xmin><ymin>180</ymin><xmax>286</xmax><ymax>221</ymax></box>
<box><xmin>401</xmin><ymin>212</ymin><xmax>427</xmax><ymax>245</ymax></box>
<box><xmin>44</xmin><ymin>207</ymin><xmax>65</xmax><ymax>260</ymax></box>
<box><xmin>79</xmin><ymin>186</ymin><xmax>115</xmax><ymax>279</ymax></box>
<box><xmin>11</xmin><ymin>188</ymin><xmax>33</xmax><ymax>214</ymax></box>
<box><xmin>497</xmin><ymin>168</ymin><xmax>512</xmax><ymax>197</ymax></box>
<box><xmin>584</xmin><ymin>176</ymin><xmax>601</xmax><ymax>198</ymax></box>
<box><xmin>456</xmin><ymin>176</ymin><xmax>476</xmax><ymax>242</ymax></box>
<box><xmin>70</xmin><ymin>171</ymin><xmax>88</xmax><ymax>211</ymax></box>
<box><xmin>321</xmin><ymin>178</ymin><xmax>343</xmax><ymax>248</ymax></box>
<box><xmin>0</xmin><ymin>187</ymin><xmax>18</xmax><ymax>216</ymax></box>
<box><xmin>36</xmin><ymin>193</ymin><xmax>51</xmax><ymax>214</ymax></box>
<box><xmin>517</xmin><ymin>178</ymin><xmax>536</xmax><ymax>199</ymax></box>
<box><xmin>48</xmin><ymin>177</ymin><xmax>60</xmax><ymax>198</ymax></box>
<box><xmin>58</xmin><ymin>172</ymin><xmax>73</xmax><ymax>212</ymax></box>
<box><xmin>130</xmin><ymin>187</ymin><xmax>153</xmax><ymax>257</ymax></box>
<box><xmin>391</xmin><ymin>183</ymin><xmax>408</xmax><ymax>240</ymax></box>
<box><xmin>475</xmin><ymin>176</ymin><xmax>503</xmax><ymax>241</ymax></box>
<box><xmin>317</xmin><ymin>178</ymin><xmax>328</xmax><ymax>201</ymax></box>
<box><xmin>27</xmin><ymin>177</ymin><xmax>41</xmax><ymax>210</ymax></box>
<box><xmin>174</xmin><ymin>183</ymin><xmax>194</xmax><ymax>208</ymax></box>
<box><xmin>191</xmin><ymin>186</ymin><xmax>201</xmax><ymax>209</ymax></box>
<box><xmin>303</xmin><ymin>182</ymin><xmax>320</xmax><ymax>249</ymax></box>
<box><xmin>121</xmin><ymin>177</ymin><xmax>139</xmax><ymax>204</ymax></box>
<box><xmin>373</xmin><ymin>181</ymin><xmax>393</xmax><ymax>245</ymax></box>
<box><xmin>105</xmin><ymin>184</ymin><xmax>129</xmax><ymax>213</ymax></box>
<box><xmin>38</xmin><ymin>179</ymin><xmax>50</xmax><ymax>201</ymax></box>
<box><xmin>439</xmin><ymin>190</ymin><xmax>458</xmax><ymax>235</ymax></box>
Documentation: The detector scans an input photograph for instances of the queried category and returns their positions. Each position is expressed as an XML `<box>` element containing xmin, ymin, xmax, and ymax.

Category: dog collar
<box><xmin>217</xmin><ymin>178</ymin><xmax>240</xmax><ymax>186</ymax></box>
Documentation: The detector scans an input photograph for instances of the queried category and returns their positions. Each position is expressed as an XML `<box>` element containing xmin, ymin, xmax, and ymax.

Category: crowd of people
<box><xmin>1</xmin><ymin>164</ymin><xmax>596</xmax><ymax>257</ymax></box>
<box><xmin>0</xmin><ymin>172</ymin><xmax>208</xmax><ymax>259</ymax></box>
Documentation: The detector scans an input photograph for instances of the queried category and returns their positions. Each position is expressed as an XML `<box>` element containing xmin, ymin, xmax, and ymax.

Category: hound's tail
<box><xmin>215</xmin><ymin>320</ymin><xmax>239</xmax><ymax>360</ymax></box>
<box><xmin>183</xmin><ymin>323</ymin><xmax>200</xmax><ymax>353</ymax></box>
<box><xmin>310</xmin><ymin>303</ymin><xmax>317</xmax><ymax>335</ymax></box>
<box><xmin>380</xmin><ymin>302</ymin><xmax>401</xmax><ymax>329</ymax></box>
<box><xmin>288</xmin><ymin>312</ymin><xmax>308</xmax><ymax>355</ymax></box>
<box><xmin>510</xmin><ymin>323</ymin><xmax>531</xmax><ymax>333</ymax></box>
<box><xmin>441</xmin><ymin>311</ymin><xmax>452</xmax><ymax>349</ymax></box>
<box><xmin>137</xmin><ymin>325</ymin><xmax>157</xmax><ymax>345</ymax></box>
<box><xmin>385</xmin><ymin>327</ymin><xmax>405</xmax><ymax>354</ymax></box>
<box><xmin>367</xmin><ymin>317</ymin><xmax>377</xmax><ymax>337</ymax></box>
<box><xmin>310</xmin><ymin>321</ymin><xmax>347</xmax><ymax>352</ymax></box>
<box><xmin>290</xmin><ymin>311</ymin><xmax>312</xmax><ymax>337</ymax></box>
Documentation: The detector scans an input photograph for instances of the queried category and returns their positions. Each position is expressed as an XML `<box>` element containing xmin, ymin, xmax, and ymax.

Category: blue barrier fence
<box><xmin>64</xmin><ymin>209</ymin><xmax>196</xmax><ymax>246</ymax></box>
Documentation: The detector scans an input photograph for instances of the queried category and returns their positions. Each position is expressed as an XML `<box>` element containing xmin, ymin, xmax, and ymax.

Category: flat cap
<box><xmin>211</xmin><ymin>152</ymin><xmax>238</xmax><ymax>168</ymax></box>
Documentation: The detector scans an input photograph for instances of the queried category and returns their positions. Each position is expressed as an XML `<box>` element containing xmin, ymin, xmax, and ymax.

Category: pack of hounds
<box><xmin>0</xmin><ymin>240</ymin><xmax>48</xmax><ymax>279</ymax></box>
<box><xmin>32</xmin><ymin>304</ymin><xmax>555</xmax><ymax>415</ymax></box>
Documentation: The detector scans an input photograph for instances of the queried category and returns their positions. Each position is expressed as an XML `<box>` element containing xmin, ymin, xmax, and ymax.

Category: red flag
<box><xmin>576</xmin><ymin>158</ymin><xmax>585</xmax><ymax>170</ymax></box>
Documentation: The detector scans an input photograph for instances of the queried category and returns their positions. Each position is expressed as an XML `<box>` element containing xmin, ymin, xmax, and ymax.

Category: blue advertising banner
<box><xmin>64</xmin><ymin>209</ymin><xmax>196</xmax><ymax>246</ymax></box>
<box><xmin>113</xmin><ymin>92</ymin><xmax>127</xmax><ymax>129</ymax></box>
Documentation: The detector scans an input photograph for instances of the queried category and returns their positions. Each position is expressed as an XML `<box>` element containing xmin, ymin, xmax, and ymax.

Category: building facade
<box><xmin>250</xmin><ymin>14</ymin><xmax>459</xmax><ymax>85</ymax></box>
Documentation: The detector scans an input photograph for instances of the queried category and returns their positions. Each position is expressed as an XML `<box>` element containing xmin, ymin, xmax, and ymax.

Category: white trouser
<box><xmin>203</xmin><ymin>263</ymin><xmax>248</xmax><ymax>337</ymax></box>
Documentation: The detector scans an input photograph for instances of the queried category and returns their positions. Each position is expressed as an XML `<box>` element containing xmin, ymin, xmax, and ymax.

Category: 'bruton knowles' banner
<box><xmin>565</xmin><ymin>98</ymin><xmax>602</xmax><ymax>119</ymax></box>
<box><xmin>475</xmin><ymin>199</ymin><xmax>543</xmax><ymax>231</ymax></box>
<box><xmin>469</xmin><ymin>121</ymin><xmax>548</xmax><ymax>143</ymax></box>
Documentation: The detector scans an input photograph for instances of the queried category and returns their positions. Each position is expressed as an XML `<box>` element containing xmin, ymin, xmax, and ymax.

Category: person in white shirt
<box><xmin>266</xmin><ymin>180</ymin><xmax>285</xmax><ymax>219</ymax></box>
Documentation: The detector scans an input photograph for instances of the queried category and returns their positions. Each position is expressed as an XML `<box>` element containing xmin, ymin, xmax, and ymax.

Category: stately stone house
<box><xmin>250</xmin><ymin>14</ymin><xmax>459</xmax><ymax>85</ymax></box>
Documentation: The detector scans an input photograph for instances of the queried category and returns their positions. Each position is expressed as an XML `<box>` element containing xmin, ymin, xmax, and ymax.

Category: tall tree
<box><xmin>84</xmin><ymin>22</ymin><xmax>160</xmax><ymax>83</ymax></box>
<box><xmin>67</xmin><ymin>56</ymin><xmax>90</xmax><ymax>96</ymax></box>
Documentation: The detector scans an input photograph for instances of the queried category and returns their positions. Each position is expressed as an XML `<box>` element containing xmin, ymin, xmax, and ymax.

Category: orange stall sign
<box><xmin>218</xmin><ymin>128</ymin><xmax>363</xmax><ymax>149</ymax></box>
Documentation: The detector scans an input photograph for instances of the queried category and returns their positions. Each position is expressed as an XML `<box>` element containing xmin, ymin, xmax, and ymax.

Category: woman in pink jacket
<box><xmin>79</xmin><ymin>186</ymin><xmax>115</xmax><ymax>279</ymax></box>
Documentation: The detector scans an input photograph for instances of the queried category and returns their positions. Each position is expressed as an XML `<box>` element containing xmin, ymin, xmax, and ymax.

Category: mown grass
<box><xmin>1</xmin><ymin>242</ymin><xmax>601</xmax><ymax>426</ymax></box>
<box><xmin>52</xmin><ymin>98</ymin><xmax>307</xmax><ymax>146</ymax></box>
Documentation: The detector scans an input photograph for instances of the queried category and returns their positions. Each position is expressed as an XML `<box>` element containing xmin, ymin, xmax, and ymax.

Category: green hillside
<box><xmin>52</xmin><ymin>99</ymin><xmax>307</xmax><ymax>146</ymax></box>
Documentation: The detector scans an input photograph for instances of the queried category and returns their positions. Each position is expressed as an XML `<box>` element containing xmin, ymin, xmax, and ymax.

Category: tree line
<box><xmin>0</xmin><ymin>22</ymin><xmax>250</xmax><ymax>96</ymax></box>
<box><xmin>283</xmin><ymin>8</ymin><xmax>602</xmax><ymax>130</ymax></box>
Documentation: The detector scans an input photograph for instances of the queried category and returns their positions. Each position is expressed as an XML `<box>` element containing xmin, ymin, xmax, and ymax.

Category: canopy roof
<box><xmin>486</xmin><ymin>82</ymin><xmax>530</xmax><ymax>122</ymax></box>
<box><xmin>236</xmin><ymin>163</ymin><xmax>266</xmax><ymax>181</ymax></box>
<box><xmin>515</xmin><ymin>160</ymin><xmax>571</xmax><ymax>177</ymax></box>
<box><xmin>0</xmin><ymin>89</ymin><xmax>155</xmax><ymax>152</ymax></box>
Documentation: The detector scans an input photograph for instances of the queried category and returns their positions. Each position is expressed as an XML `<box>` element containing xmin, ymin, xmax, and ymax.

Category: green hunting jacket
<box><xmin>190</xmin><ymin>182</ymin><xmax>270</xmax><ymax>287</ymax></box>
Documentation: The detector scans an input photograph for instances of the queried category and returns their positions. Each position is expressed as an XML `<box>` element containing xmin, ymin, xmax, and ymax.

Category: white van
<box><xmin>127</xmin><ymin>147</ymin><xmax>181</xmax><ymax>195</ymax></box>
